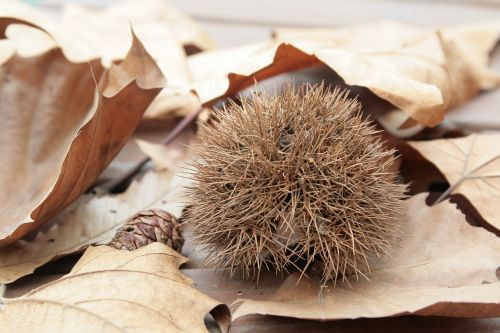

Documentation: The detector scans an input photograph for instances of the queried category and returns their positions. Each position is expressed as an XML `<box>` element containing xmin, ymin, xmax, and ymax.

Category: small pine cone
<box><xmin>109</xmin><ymin>209</ymin><xmax>184</xmax><ymax>252</ymax></box>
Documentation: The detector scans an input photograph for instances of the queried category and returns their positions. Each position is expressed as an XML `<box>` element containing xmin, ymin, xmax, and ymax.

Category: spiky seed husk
<box><xmin>186</xmin><ymin>83</ymin><xmax>406</xmax><ymax>283</ymax></box>
<box><xmin>109</xmin><ymin>209</ymin><xmax>184</xmax><ymax>252</ymax></box>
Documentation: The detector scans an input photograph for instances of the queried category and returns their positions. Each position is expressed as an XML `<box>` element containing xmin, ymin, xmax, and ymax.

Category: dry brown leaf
<box><xmin>408</xmin><ymin>133</ymin><xmax>500</xmax><ymax>232</ymax></box>
<box><xmin>232</xmin><ymin>193</ymin><xmax>500</xmax><ymax>320</ymax></box>
<box><xmin>190</xmin><ymin>21</ymin><xmax>500</xmax><ymax>127</ymax></box>
<box><xmin>0</xmin><ymin>242</ymin><xmax>230</xmax><ymax>333</ymax></box>
<box><xmin>0</xmin><ymin>19</ymin><xmax>165</xmax><ymax>245</ymax></box>
<box><xmin>0</xmin><ymin>169</ymin><xmax>189</xmax><ymax>284</ymax></box>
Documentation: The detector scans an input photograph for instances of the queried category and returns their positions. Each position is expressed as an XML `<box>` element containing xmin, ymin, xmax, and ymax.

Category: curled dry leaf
<box><xmin>190</xmin><ymin>21</ymin><xmax>500</xmax><ymax>127</ymax></box>
<box><xmin>0</xmin><ymin>169</ymin><xmax>189</xmax><ymax>284</ymax></box>
<box><xmin>408</xmin><ymin>133</ymin><xmax>500</xmax><ymax>232</ymax></box>
<box><xmin>0</xmin><ymin>243</ymin><xmax>230</xmax><ymax>333</ymax></box>
<box><xmin>0</xmin><ymin>18</ymin><xmax>166</xmax><ymax>245</ymax></box>
<box><xmin>232</xmin><ymin>194</ymin><xmax>500</xmax><ymax>320</ymax></box>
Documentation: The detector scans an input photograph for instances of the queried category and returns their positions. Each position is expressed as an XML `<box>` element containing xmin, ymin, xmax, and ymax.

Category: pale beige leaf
<box><xmin>441</xmin><ymin>21</ymin><xmax>500</xmax><ymax>90</ymax></box>
<box><xmin>136</xmin><ymin>140</ymin><xmax>192</xmax><ymax>171</ymax></box>
<box><xmin>59</xmin><ymin>0</ymin><xmax>204</xmax><ymax>121</ymax></box>
<box><xmin>233</xmin><ymin>194</ymin><xmax>500</xmax><ymax>320</ymax></box>
<box><xmin>0</xmin><ymin>243</ymin><xmax>230</xmax><ymax>333</ymax></box>
<box><xmin>0</xmin><ymin>2</ymin><xmax>57</xmax><ymax>59</ymax></box>
<box><xmin>145</xmin><ymin>90</ymin><xmax>201</xmax><ymax>121</ymax></box>
<box><xmin>61</xmin><ymin>3</ymin><xmax>191</xmax><ymax>81</ymax></box>
<box><xmin>89</xmin><ymin>0</ymin><xmax>214</xmax><ymax>52</ymax></box>
<box><xmin>0</xmin><ymin>19</ymin><xmax>165</xmax><ymax>245</ymax></box>
<box><xmin>0</xmin><ymin>169</ymin><xmax>189</xmax><ymax>284</ymax></box>
<box><xmin>189</xmin><ymin>21</ymin><xmax>500</xmax><ymax>127</ymax></box>
<box><xmin>408</xmin><ymin>133</ymin><xmax>500</xmax><ymax>232</ymax></box>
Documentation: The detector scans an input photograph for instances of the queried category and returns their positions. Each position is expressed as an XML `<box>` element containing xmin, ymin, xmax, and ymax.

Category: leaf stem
<box><xmin>434</xmin><ymin>153</ymin><xmax>500</xmax><ymax>205</ymax></box>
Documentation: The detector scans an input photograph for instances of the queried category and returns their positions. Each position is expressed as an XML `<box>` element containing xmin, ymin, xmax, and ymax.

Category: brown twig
<box><xmin>102</xmin><ymin>107</ymin><xmax>204</xmax><ymax>193</ymax></box>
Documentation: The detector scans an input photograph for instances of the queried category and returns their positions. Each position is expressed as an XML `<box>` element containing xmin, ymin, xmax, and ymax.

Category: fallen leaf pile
<box><xmin>0</xmin><ymin>0</ymin><xmax>499</xmax><ymax>332</ymax></box>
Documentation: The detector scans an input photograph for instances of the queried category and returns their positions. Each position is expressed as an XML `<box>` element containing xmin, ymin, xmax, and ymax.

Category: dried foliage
<box><xmin>0</xmin><ymin>1</ymin><xmax>499</xmax><ymax>328</ymax></box>
<box><xmin>187</xmin><ymin>83</ymin><xmax>407</xmax><ymax>282</ymax></box>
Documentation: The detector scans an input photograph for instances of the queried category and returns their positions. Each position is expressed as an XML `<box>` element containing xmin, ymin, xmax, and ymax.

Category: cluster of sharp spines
<box><xmin>186</xmin><ymin>83</ymin><xmax>406</xmax><ymax>283</ymax></box>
